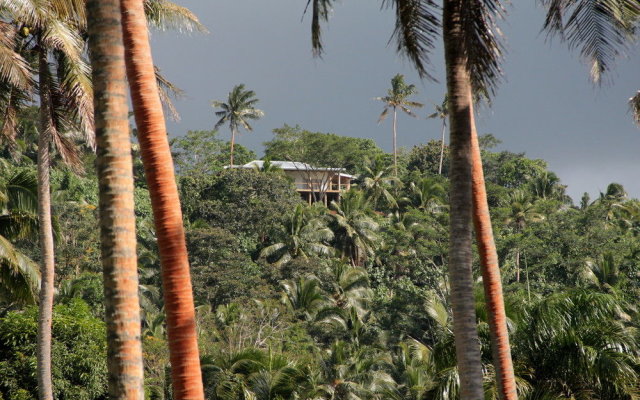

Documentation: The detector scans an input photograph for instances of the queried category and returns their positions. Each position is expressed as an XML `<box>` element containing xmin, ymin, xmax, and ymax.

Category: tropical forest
<box><xmin>1</xmin><ymin>1</ymin><xmax>640</xmax><ymax>400</ymax></box>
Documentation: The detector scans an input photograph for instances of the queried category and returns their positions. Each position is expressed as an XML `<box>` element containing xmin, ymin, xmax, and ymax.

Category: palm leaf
<box><xmin>460</xmin><ymin>0</ymin><xmax>507</xmax><ymax>98</ymax></box>
<box><xmin>144</xmin><ymin>0</ymin><xmax>209</xmax><ymax>33</ymax></box>
<box><xmin>540</xmin><ymin>0</ymin><xmax>639</xmax><ymax>84</ymax></box>
<box><xmin>381</xmin><ymin>0</ymin><xmax>440</xmax><ymax>80</ymax></box>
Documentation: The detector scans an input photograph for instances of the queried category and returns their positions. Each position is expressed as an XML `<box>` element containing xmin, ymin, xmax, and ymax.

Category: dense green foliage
<box><xmin>2</xmin><ymin>117</ymin><xmax>640</xmax><ymax>399</ymax></box>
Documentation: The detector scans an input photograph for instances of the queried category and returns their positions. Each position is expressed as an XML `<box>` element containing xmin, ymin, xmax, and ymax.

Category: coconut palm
<box><xmin>427</xmin><ymin>95</ymin><xmax>449</xmax><ymax>175</ymax></box>
<box><xmin>516</xmin><ymin>290</ymin><xmax>639</xmax><ymax>399</ymax></box>
<box><xmin>329</xmin><ymin>191</ymin><xmax>380</xmax><ymax>266</ymax></box>
<box><xmin>0</xmin><ymin>2</ymin><xmax>93</xmax><ymax>397</ymax></box>
<box><xmin>307</xmin><ymin>1</ymin><xmax>516</xmax><ymax>396</ymax></box>
<box><xmin>212</xmin><ymin>84</ymin><xmax>264</xmax><ymax>166</ymax></box>
<box><xmin>260</xmin><ymin>204</ymin><xmax>334</xmax><ymax>267</ymax></box>
<box><xmin>402</xmin><ymin>177</ymin><xmax>446</xmax><ymax>212</ymax></box>
<box><xmin>281</xmin><ymin>276</ymin><xmax>329</xmax><ymax>321</ymax></box>
<box><xmin>86</xmin><ymin>0</ymin><xmax>145</xmax><ymax>397</ymax></box>
<box><xmin>359</xmin><ymin>157</ymin><xmax>401</xmax><ymax>210</ymax></box>
<box><xmin>0</xmin><ymin>169</ymin><xmax>39</xmax><ymax>306</ymax></box>
<box><xmin>374</xmin><ymin>74</ymin><xmax>423</xmax><ymax>176</ymax></box>
<box><xmin>442</xmin><ymin>0</ymin><xmax>517</xmax><ymax>398</ymax></box>
<box><xmin>120</xmin><ymin>0</ymin><xmax>206</xmax><ymax>397</ymax></box>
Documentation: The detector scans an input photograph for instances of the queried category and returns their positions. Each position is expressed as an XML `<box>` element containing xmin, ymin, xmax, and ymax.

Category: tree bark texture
<box><xmin>87</xmin><ymin>0</ymin><xmax>145</xmax><ymax>397</ymax></box>
<box><xmin>120</xmin><ymin>1</ymin><xmax>205</xmax><ymax>398</ymax></box>
<box><xmin>443</xmin><ymin>0</ymin><xmax>485</xmax><ymax>398</ymax></box>
<box><xmin>36</xmin><ymin>45</ymin><xmax>55</xmax><ymax>400</ymax></box>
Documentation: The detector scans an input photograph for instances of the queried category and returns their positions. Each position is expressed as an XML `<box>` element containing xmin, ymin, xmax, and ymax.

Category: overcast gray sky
<box><xmin>150</xmin><ymin>0</ymin><xmax>640</xmax><ymax>202</ymax></box>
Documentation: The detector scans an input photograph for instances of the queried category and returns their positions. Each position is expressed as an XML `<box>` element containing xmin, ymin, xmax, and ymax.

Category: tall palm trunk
<box><xmin>470</xmin><ymin>126</ymin><xmax>517</xmax><ymax>399</ymax></box>
<box><xmin>87</xmin><ymin>0</ymin><xmax>145</xmax><ymax>397</ymax></box>
<box><xmin>392</xmin><ymin>107</ymin><xmax>398</xmax><ymax>176</ymax></box>
<box><xmin>230</xmin><ymin>126</ymin><xmax>236</xmax><ymax>166</ymax></box>
<box><xmin>438</xmin><ymin>120</ymin><xmax>446</xmax><ymax>175</ymax></box>
<box><xmin>36</xmin><ymin>44</ymin><xmax>55</xmax><ymax>400</ymax></box>
<box><xmin>120</xmin><ymin>1</ymin><xmax>205</xmax><ymax>398</ymax></box>
<box><xmin>442</xmin><ymin>1</ymin><xmax>484</xmax><ymax>398</ymax></box>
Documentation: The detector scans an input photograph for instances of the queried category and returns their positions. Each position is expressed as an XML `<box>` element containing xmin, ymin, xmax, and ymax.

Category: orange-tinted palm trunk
<box><xmin>470</xmin><ymin>125</ymin><xmax>517</xmax><ymax>400</ymax></box>
<box><xmin>119</xmin><ymin>1</ymin><xmax>204</xmax><ymax>398</ymax></box>
<box><xmin>87</xmin><ymin>0</ymin><xmax>145</xmax><ymax>397</ymax></box>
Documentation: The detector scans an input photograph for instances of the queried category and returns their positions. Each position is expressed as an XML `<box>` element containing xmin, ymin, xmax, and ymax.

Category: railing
<box><xmin>295</xmin><ymin>182</ymin><xmax>349</xmax><ymax>191</ymax></box>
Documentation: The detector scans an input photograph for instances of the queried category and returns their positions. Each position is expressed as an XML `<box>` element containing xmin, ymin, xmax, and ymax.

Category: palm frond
<box><xmin>155</xmin><ymin>66</ymin><xmax>185</xmax><ymax>121</ymax></box>
<box><xmin>540</xmin><ymin>0</ymin><xmax>639</xmax><ymax>84</ymax></box>
<box><xmin>382</xmin><ymin>0</ymin><xmax>440</xmax><ymax>80</ymax></box>
<box><xmin>460</xmin><ymin>0</ymin><xmax>507</xmax><ymax>98</ymax></box>
<box><xmin>40</xmin><ymin>18</ymin><xmax>83</xmax><ymax>64</ymax></box>
<box><xmin>144</xmin><ymin>0</ymin><xmax>209</xmax><ymax>33</ymax></box>
<box><xmin>55</xmin><ymin>51</ymin><xmax>95</xmax><ymax>149</ymax></box>
<box><xmin>628</xmin><ymin>90</ymin><xmax>640</xmax><ymax>126</ymax></box>
<box><xmin>303</xmin><ymin>0</ymin><xmax>334</xmax><ymax>57</ymax></box>
<box><xmin>0</xmin><ymin>22</ymin><xmax>34</xmax><ymax>90</ymax></box>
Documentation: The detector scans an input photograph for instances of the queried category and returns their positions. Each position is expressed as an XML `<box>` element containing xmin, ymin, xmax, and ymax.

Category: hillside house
<box><xmin>231</xmin><ymin>160</ymin><xmax>354</xmax><ymax>205</ymax></box>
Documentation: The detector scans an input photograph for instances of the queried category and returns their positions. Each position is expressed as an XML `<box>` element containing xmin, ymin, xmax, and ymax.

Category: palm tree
<box><xmin>119</xmin><ymin>0</ymin><xmax>205</xmax><ymax>398</ymax></box>
<box><xmin>516</xmin><ymin>290</ymin><xmax>639</xmax><ymax>399</ymax></box>
<box><xmin>375</xmin><ymin>74</ymin><xmax>423</xmax><ymax>176</ymax></box>
<box><xmin>0</xmin><ymin>2</ymin><xmax>93</xmax><ymax>397</ymax></box>
<box><xmin>329</xmin><ymin>191</ymin><xmax>380</xmax><ymax>266</ymax></box>
<box><xmin>443</xmin><ymin>0</ymin><xmax>516</xmax><ymax>398</ymax></box>
<box><xmin>359</xmin><ymin>157</ymin><xmax>401</xmax><ymax>210</ymax></box>
<box><xmin>260</xmin><ymin>204</ymin><xmax>334</xmax><ymax>267</ymax></box>
<box><xmin>501</xmin><ymin>190</ymin><xmax>544</xmax><ymax>282</ymax></box>
<box><xmin>427</xmin><ymin>95</ymin><xmax>449</xmax><ymax>175</ymax></box>
<box><xmin>86</xmin><ymin>0</ymin><xmax>145</xmax><ymax>397</ymax></box>
<box><xmin>304</xmin><ymin>1</ymin><xmax>517</xmax><ymax>397</ymax></box>
<box><xmin>402</xmin><ymin>177</ymin><xmax>446</xmax><ymax>212</ymax></box>
<box><xmin>212</xmin><ymin>84</ymin><xmax>264</xmax><ymax>166</ymax></box>
<box><xmin>281</xmin><ymin>276</ymin><xmax>329</xmax><ymax>321</ymax></box>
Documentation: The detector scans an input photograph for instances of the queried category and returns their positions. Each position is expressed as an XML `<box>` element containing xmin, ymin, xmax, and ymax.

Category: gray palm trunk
<box><xmin>438</xmin><ymin>120</ymin><xmax>446</xmax><ymax>175</ymax></box>
<box><xmin>230</xmin><ymin>126</ymin><xmax>237</xmax><ymax>166</ymax></box>
<box><xmin>443</xmin><ymin>0</ymin><xmax>485</xmax><ymax>398</ymax></box>
<box><xmin>392</xmin><ymin>107</ymin><xmax>398</xmax><ymax>176</ymax></box>
<box><xmin>36</xmin><ymin>44</ymin><xmax>56</xmax><ymax>400</ymax></box>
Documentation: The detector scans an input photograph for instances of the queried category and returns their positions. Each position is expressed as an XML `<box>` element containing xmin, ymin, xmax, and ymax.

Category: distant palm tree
<box><xmin>329</xmin><ymin>191</ymin><xmax>380</xmax><ymax>266</ymax></box>
<box><xmin>281</xmin><ymin>276</ymin><xmax>329</xmax><ymax>321</ymax></box>
<box><xmin>212</xmin><ymin>84</ymin><xmax>264</xmax><ymax>166</ymax></box>
<box><xmin>427</xmin><ymin>95</ymin><xmax>449</xmax><ymax>175</ymax></box>
<box><xmin>360</xmin><ymin>157</ymin><xmax>400</xmax><ymax>210</ymax></box>
<box><xmin>402</xmin><ymin>177</ymin><xmax>446</xmax><ymax>212</ymax></box>
<box><xmin>517</xmin><ymin>290</ymin><xmax>639</xmax><ymax>399</ymax></box>
<box><xmin>374</xmin><ymin>74</ymin><xmax>423</xmax><ymax>176</ymax></box>
<box><xmin>260</xmin><ymin>204</ymin><xmax>334</xmax><ymax>267</ymax></box>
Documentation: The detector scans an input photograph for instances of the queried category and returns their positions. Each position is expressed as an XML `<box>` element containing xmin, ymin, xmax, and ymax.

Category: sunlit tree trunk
<box><xmin>120</xmin><ymin>1</ymin><xmax>205</xmax><ymax>398</ymax></box>
<box><xmin>443</xmin><ymin>0</ymin><xmax>484</xmax><ymax>398</ymax></box>
<box><xmin>36</xmin><ymin>44</ymin><xmax>55</xmax><ymax>400</ymax></box>
<box><xmin>471</xmin><ymin>125</ymin><xmax>518</xmax><ymax>400</ymax></box>
<box><xmin>87</xmin><ymin>0</ymin><xmax>145</xmax><ymax>397</ymax></box>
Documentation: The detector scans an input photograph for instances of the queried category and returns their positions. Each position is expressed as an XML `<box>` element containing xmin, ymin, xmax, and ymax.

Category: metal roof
<box><xmin>228</xmin><ymin>160</ymin><xmax>356</xmax><ymax>178</ymax></box>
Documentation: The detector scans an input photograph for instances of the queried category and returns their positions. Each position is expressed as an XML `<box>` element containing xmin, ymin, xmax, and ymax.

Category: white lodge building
<box><xmin>231</xmin><ymin>160</ymin><xmax>354</xmax><ymax>205</ymax></box>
